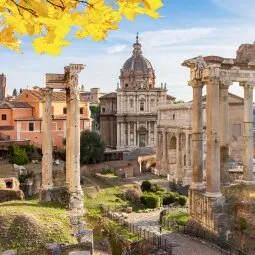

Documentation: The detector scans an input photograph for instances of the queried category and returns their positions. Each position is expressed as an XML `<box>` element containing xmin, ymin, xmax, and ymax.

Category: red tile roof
<box><xmin>20</xmin><ymin>89</ymin><xmax>88</xmax><ymax>102</ymax></box>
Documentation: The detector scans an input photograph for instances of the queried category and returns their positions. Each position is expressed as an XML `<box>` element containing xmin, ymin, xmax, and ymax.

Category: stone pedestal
<box><xmin>189</xmin><ymin>189</ymin><xmax>228</xmax><ymax>236</ymax></box>
<box><xmin>39</xmin><ymin>187</ymin><xmax>68</xmax><ymax>205</ymax></box>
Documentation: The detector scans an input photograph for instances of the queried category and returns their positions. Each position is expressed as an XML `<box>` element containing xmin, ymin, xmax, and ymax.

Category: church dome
<box><xmin>122</xmin><ymin>54</ymin><xmax>153</xmax><ymax>72</ymax></box>
<box><xmin>119</xmin><ymin>34</ymin><xmax>156</xmax><ymax>89</ymax></box>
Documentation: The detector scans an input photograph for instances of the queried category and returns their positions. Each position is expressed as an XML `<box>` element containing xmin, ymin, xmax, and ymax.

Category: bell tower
<box><xmin>0</xmin><ymin>73</ymin><xmax>7</xmax><ymax>102</ymax></box>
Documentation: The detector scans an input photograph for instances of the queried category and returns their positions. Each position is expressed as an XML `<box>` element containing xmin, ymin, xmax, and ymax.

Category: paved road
<box><xmin>126</xmin><ymin>210</ymin><xmax>224</xmax><ymax>255</ymax></box>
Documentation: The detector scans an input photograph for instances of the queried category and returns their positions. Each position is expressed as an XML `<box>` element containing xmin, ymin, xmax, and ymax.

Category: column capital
<box><xmin>220</xmin><ymin>79</ymin><xmax>232</xmax><ymax>89</ymax></box>
<box><xmin>188</xmin><ymin>79</ymin><xmax>204</xmax><ymax>88</ymax></box>
<box><xmin>240</xmin><ymin>81</ymin><xmax>255</xmax><ymax>89</ymax></box>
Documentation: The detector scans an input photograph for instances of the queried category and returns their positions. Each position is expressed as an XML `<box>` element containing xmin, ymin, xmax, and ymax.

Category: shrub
<box><xmin>178</xmin><ymin>196</ymin><xmax>187</xmax><ymax>206</ymax></box>
<box><xmin>9</xmin><ymin>146</ymin><xmax>29</xmax><ymax>165</ymax></box>
<box><xmin>140</xmin><ymin>193</ymin><xmax>160</xmax><ymax>208</ymax></box>
<box><xmin>124</xmin><ymin>187</ymin><xmax>142</xmax><ymax>204</ymax></box>
<box><xmin>163</xmin><ymin>193</ymin><xmax>176</xmax><ymax>205</ymax></box>
<box><xmin>141</xmin><ymin>180</ymin><xmax>152</xmax><ymax>192</ymax></box>
<box><xmin>150</xmin><ymin>184</ymin><xmax>157</xmax><ymax>192</ymax></box>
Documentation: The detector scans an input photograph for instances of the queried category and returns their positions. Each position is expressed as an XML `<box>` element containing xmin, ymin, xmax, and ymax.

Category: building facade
<box><xmin>156</xmin><ymin>93</ymin><xmax>244</xmax><ymax>185</ymax></box>
<box><xmin>0</xmin><ymin>88</ymin><xmax>91</xmax><ymax>150</ymax></box>
<box><xmin>100</xmin><ymin>92</ymin><xmax>117</xmax><ymax>148</ymax></box>
<box><xmin>116</xmin><ymin>35</ymin><xmax>175</xmax><ymax>149</ymax></box>
<box><xmin>0</xmin><ymin>74</ymin><xmax>7</xmax><ymax>102</ymax></box>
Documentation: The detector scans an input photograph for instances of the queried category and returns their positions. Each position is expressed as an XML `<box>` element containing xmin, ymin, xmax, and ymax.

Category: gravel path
<box><xmin>126</xmin><ymin>210</ymin><xmax>224</xmax><ymax>255</ymax></box>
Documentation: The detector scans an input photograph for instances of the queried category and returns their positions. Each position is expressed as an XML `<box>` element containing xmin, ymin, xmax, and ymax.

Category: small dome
<box><xmin>122</xmin><ymin>55</ymin><xmax>153</xmax><ymax>72</ymax></box>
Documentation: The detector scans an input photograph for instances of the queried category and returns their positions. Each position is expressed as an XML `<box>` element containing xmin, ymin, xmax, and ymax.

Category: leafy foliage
<box><xmin>141</xmin><ymin>180</ymin><xmax>152</xmax><ymax>192</ymax></box>
<box><xmin>140</xmin><ymin>193</ymin><xmax>161</xmax><ymax>208</ymax></box>
<box><xmin>9</xmin><ymin>146</ymin><xmax>29</xmax><ymax>165</ymax></box>
<box><xmin>80</xmin><ymin>130</ymin><xmax>105</xmax><ymax>164</ymax></box>
<box><xmin>0</xmin><ymin>0</ymin><xmax>163</xmax><ymax>55</ymax></box>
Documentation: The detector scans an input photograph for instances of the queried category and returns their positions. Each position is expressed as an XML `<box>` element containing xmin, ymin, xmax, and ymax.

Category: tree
<box><xmin>90</xmin><ymin>104</ymin><xmax>100</xmax><ymax>131</ymax></box>
<box><xmin>80</xmin><ymin>130</ymin><xmax>105</xmax><ymax>164</ymax></box>
<box><xmin>12</xmin><ymin>88</ymin><xmax>17</xmax><ymax>97</ymax></box>
<box><xmin>0</xmin><ymin>0</ymin><xmax>163</xmax><ymax>55</ymax></box>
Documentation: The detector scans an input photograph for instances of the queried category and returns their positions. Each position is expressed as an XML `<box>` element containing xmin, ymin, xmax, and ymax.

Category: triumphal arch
<box><xmin>39</xmin><ymin>64</ymin><xmax>84</xmax><ymax>211</ymax></box>
<box><xmin>183</xmin><ymin>42</ymin><xmax>255</xmax><ymax>236</ymax></box>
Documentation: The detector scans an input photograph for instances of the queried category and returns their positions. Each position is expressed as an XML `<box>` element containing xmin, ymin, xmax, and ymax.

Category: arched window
<box><xmin>125</xmin><ymin>83</ymin><xmax>128</xmax><ymax>87</ymax></box>
<box><xmin>173</xmin><ymin>113</ymin><xmax>175</xmax><ymax>120</ymax></box>
<box><xmin>140</xmin><ymin>101</ymin><xmax>145</xmax><ymax>111</ymax></box>
<box><xmin>130</xmin><ymin>99</ymin><xmax>134</xmax><ymax>108</ymax></box>
<box><xmin>170</xmin><ymin>136</ymin><xmax>177</xmax><ymax>149</ymax></box>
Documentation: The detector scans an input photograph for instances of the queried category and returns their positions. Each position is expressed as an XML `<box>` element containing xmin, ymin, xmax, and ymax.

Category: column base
<box><xmin>205</xmin><ymin>191</ymin><xmax>222</xmax><ymax>198</ymax></box>
<box><xmin>39</xmin><ymin>187</ymin><xmax>68</xmax><ymax>204</ymax></box>
<box><xmin>190</xmin><ymin>182</ymin><xmax>205</xmax><ymax>191</ymax></box>
<box><xmin>69</xmin><ymin>190</ymin><xmax>84</xmax><ymax>212</ymax></box>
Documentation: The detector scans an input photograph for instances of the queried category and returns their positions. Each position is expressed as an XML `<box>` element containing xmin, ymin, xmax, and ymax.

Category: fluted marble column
<box><xmin>134</xmin><ymin>123</ymin><xmax>137</xmax><ymax>146</ymax></box>
<box><xmin>206</xmin><ymin>75</ymin><xmax>221</xmax><ymax>197</ymax></box>
<box><xmin>162</xmin><ymin>129</ymin><xmax>166</xmax><ymax>161</ymax></box>
<box><xmin>148</xmin><ymin>122</ymin><xmax>151</xmax><ymax>147</ymax></box>
<box><xmin>190</xmin><ymin>80</ymin><xmax>204</xmax><ymax>190</ymax></box>
<box><xmin>220</xmin><ymin>81</ymin><xmax>231</xmax><ymax>186</ymax></box>
<box><xmin>240</xmin><ymin>82</ymin><xmax>255</xmax><ymax>183</ymax></box>
<box><xmin>41</xmin><ymin>88</ymin><xmax>53</xmax><ymax>190</ymax></box>
<box><xmin>127</xmin><ymin>123</ymin><xmax>130</xmax><ymax>146</ymax></box>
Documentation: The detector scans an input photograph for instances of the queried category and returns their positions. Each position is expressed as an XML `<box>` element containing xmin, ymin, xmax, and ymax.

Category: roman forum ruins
<box><xmin>40</xmin><ymin>64</ymin><xmax>84</xmax><ymax>211</ymax></box>
<box><xmin>182</xmin><ymin>42</ymin><xmax>255</xmax><ymax>235</ymax></box>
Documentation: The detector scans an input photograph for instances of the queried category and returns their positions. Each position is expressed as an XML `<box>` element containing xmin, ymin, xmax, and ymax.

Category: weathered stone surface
<box><xmin>1</xmin><ymin>250</ymin><xmax>17</xmax><ymax>255</ymax></box>
<box><xmin>236</xmin><ymin>42</ymin><xmax>255</xmax><ymax>63</ymax></box>
<box><xmin>0</xmin><ymin>189</ymin><xmax>24</xmax><ymax>203</ymax></box>
<box><xmin>39</xmin><ymin>187</ymin><xmax>68</xmax><ymax>205</ymax></box>
<box><xmin>68</xmin><ymin>251</ymin><xmax>90</xmax><ymax>255</ymax></box>
<box><xmin>45</xmin><ymin>243</ymin><xmax>62</xmax><ymax>255</ymax></box>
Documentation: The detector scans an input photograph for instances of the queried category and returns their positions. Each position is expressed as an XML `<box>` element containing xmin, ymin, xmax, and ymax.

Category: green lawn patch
<box><xmin>165</xmin><ymin>211</ymin><xmax>190</xmax><ymax>225</ymax></box>
<box><xmin>0</xmin><ymin>199</ymin><xmax>76</xmax><ymax>254</ymax></box>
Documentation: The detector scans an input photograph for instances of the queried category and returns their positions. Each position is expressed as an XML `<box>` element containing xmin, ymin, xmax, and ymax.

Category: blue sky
<box><xmin>1</xmin><ymin>0</ymin><xmax>255</xmax><ymax>100</ymax></box>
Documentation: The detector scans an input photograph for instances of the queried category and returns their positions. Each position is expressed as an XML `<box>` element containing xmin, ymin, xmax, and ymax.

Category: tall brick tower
<box><xmin>0</xmin><ymin>73</ymin><xmax>7</xmax><ymax>102</ymax></box>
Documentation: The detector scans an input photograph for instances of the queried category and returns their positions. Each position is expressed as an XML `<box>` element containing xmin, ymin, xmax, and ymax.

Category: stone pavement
<box><xmin>126</xmin><ymin>210</ymin><xmax>224</xmax><ymax>255</ymax></box>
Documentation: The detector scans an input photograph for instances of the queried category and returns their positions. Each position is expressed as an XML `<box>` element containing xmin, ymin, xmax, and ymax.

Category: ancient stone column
<box><xmin>117</xmin><ymin>123</ymin><xmax>120</xmax><ymax>148</ymax></box>
<box><xmin>220</xmin><ymin>81</ymin><xmax>231</xmax><ymax>186</ymax></box>
<box><xmin>65</xmin><ymin>87</ymin><xmax>71</xmax><ymax>188</ymax></box>
<box><xmin>185</xmin><ymin>132</ymin><xmax>189</xmax><ymax>167</ymax></box>
<box><xmin>148</xmin><ymin>122</ymin><xmax>151</xmax><ymax>147</ymax></box>
<box><xmin>121</xmin><ymin>122</ymin><xmax>125</xmax><ymax>146</ymax></box>
<box><xmin>68</xmin><ymin>64</ymin><xmax>84</xmax><ymax>211</ymax></box>
<box><xmin>41</xmin><ymin>88</ymin><xmax>53</xmax><ymax>191</ymax></box>
<box><xmin>154</xmin><ymin>121</ymin><xmax>157</xmax><ymax>147</ymax></box>
<box><xmin>190</xmin><ymin>80</ymin><xmax>204</xmax><ymax>190</ymax></box>
<box><xmin>127</xmin><ymin>123</ymin><xmax>130</xmax><ymax>146</ymax></box>
<box><xmin>240</xmin><ymin>81</ymin><xmax>255</xmax><ymax>183</ymax></box>
<box><xmin>176</xmin><ymin>132</ymin><xmax>182</xmax><ymax>181</ymax></box>
<box><xmin>205</xmin><ymin>75</ymin><xmax>222</xmax><ymax>197</ymax></box>
<box><xmin>134</xmin><ymin>122</ymin><xmax>137</xmax><ymax>146</ymax></box>
<box><xmin>162</xmin><ymin>129</ymin><xmax>166</xmax><ymax>161</ymax></box>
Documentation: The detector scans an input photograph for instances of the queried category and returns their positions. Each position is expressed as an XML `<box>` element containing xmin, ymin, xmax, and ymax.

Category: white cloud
<box><xmin>140</xmin><ymin>28</ymin><xmax>216</xmax><ymax>47</ymax></box>
<box><xmin>212</xmin><ymin>0</ymin><xmax>255</xmax><ymax>17</ymax></box>
<box><xmin>106</xmin><ymin>44</ymin><xmax>127</xmax><ymax>54</ymax></box>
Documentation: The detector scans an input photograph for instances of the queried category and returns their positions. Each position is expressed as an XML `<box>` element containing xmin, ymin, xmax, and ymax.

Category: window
<box><xmin>80</xmin><ymin>108</ymin><xmax>84</xmax><ymax>114</ymax></box>
<box><xmin>130</xmin><ymin>99</ymin><xmax>134</xmax><ymax>108</ymax></box>
<box><xmin>29</xmin><ymin>122</ymin><xmax>34</xmax><ymax>131</ymax></box>
<box><xmin>63</xmin><ymin>108</ymin><xmax>67</xmax><ymax>114</ymax></box>
<box><xmin>140</xmin><ymin>101</ymin><xmax>145</xmax><ymax>111</ymax></box>
<box><xmin>173</xmin><ymin>114</ymin><xmax>175</xmax><ymax>120</ymax></box>
<box><xmin>102</xmin><ymin>107</ymin><xmax>105</xmax><ymax>113</ymax></box>
<box><xmin>233</xmin><ymin>124</ymin><xmax>241</xmax><ymax>138</ymax></box>
<box><xmin>1</xmin><ymin>114</ymin><xmax>7</xmax><ymax>120</ymax></box>
<box><xmin>125</xmin><ymin>83</ymin><xmax>128</xmax><ymax>87</ymax></box>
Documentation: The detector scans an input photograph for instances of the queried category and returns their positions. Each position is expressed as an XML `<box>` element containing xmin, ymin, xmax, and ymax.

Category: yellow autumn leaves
<box><xmin>0</xmin><ymin>0</ymin><xmax>163</xmax><ymax>55</ymax></box>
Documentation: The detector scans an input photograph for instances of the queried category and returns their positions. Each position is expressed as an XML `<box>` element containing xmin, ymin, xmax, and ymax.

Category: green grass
<box><xmin>165</xmin><ymin>212</ymin><xmax>190</xmax><ymax>225</ymax></box>
<box><xmin>0</xmin><ymin>199</ymin><xmax>76</xmax><ymax>254</ymax></box>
